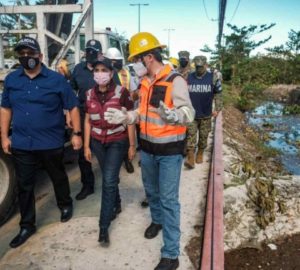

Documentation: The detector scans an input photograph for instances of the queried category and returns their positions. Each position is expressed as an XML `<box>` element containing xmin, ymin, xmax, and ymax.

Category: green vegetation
<box><xmin>237</xmin><ymin>83</ymin><xmax>265</xmax><ymax>111</ymax></box>
<box><xmin>203</xmin><ymin>24</ymin><xmax>300</xmax><ymax>111</ymax></box>
<box><xmin>253</xmin><ymin>139</ymin><xmax>280</xmax><ymax>158</ymax></box>
<box><xmin>283</xmin><ymin>104</ymin><xmax>300</xmax><ymax>115</ymax></box>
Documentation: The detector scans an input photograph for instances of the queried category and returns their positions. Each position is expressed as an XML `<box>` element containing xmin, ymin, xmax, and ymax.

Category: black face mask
<box><xmin>196</xmin><ymin>66</ymin><xmax>206</xmax><ymax>76</ymax></box>
<box><xmin>19</xmin><ymin>56</ymin><xmax>40</xmax><ymax>70</ymax></box>
<box><xmin>113</xmin><ymin>60</ymin><xmax>123</xmax><ymax>71</ymax></box>
<box><xmin>86</xmin><ymin>49</ymin><xmax>98</xmax><ymax>64</ymax></box>
<box><xmin>179</xmin><ymin>58</ymin><xmax>188</xmax><ymax>68</ymax></box>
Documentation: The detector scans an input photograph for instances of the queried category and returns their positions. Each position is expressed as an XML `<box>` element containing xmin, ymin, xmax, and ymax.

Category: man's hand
<box><xmin>1</xmin><ymin>137</ymin><xmax>11</xmax><ymax>154</ymax></box>
<box><xmin>84</xmin><ymin>147</ymin><xmax>92</xmax><ymax>163</ymax></box>
<box><xmin>71</xmin><ymin>135</ymin><xmax>82</xmax><ymax>150</ymax></box>
<box><xmin>157</xmin><ymin>101</ymin><xmax>179</xmax><ymax>124</ymax></box>
<box><xmin>104</xmin><ymin>107</ymin><xmax>133</xmax><ymax>124</ymax></box>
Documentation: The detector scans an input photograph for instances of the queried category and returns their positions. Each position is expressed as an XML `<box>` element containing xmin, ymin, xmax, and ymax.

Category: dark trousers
<box><xmin>79</xmin><ymin>110</ymin><xmax>95</xmax><ymax>188</ymax></box>
<box><xmin>12</xmin><ymin>147</ymin><xmax>72</xmax><ymax>230</ymax></box>
<box><xmin>91</xmin><ymin>138</ymin><xmax>127</xmax><ymax>229</ymax></box>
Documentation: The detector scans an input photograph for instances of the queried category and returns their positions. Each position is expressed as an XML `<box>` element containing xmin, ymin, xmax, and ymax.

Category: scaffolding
<box><xmin>0</xmin><ymin>0</ymin><xmax>94</xmax><ymax>69</ymax></box>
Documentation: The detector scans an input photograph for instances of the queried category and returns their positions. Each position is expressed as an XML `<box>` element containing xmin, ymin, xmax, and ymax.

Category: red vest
<box><xmin>86</xmin><ymin>85</ymin><xmax>128</xmax><ymax>143</ymax></box>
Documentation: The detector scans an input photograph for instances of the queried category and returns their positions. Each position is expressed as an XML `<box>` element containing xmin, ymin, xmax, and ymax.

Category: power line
<box><xmin>203</xmin><ymin>0</ymin><xmax>218</xmax><ymax>22</ymax></box>
<box><xmin>202</xmin><ymin>0</ymin><xmax>211</xmax><ymax>21</ymax></box>
<box><xmin>228</xmin><ymin>0</ymin><xmax>241</xmax><ymax>23</ymax></box>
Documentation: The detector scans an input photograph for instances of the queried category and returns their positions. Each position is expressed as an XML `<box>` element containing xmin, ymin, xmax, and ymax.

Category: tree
<box><xmin>286</xmin><ymin>29</ymin><xmax>300</xmax><ymax>56</ymax></box>
<box><xmin>267</xmin><ymin>29</ymin><xmax>300</xmax><ymax>58</ymax></box>
<box><xmin>266</xmin><ymin>29</ymin><xmax>300</xmax><ymax>84</ymax></box>
<box><xmin>201</xmin><ymin>23</ymin><xmax>275</xmax><ymax>84</ymax></box>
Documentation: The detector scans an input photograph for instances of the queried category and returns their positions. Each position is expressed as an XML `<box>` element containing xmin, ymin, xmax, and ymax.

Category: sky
<box><xmin>2</xmin><ymin>0</ymin><xmax>300</xmax><ymax>60</ymax></box>
<box><xmin>90</xmin><ymin>0</ymin><xmax>300</xmax><ymax>59</ymax></box>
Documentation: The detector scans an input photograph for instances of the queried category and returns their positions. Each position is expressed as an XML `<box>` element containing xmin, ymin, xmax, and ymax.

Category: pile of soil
<box><xmin>225</xmin><ymin>233</ymin><xmax>300</xmax><ymax>270</ymax></box>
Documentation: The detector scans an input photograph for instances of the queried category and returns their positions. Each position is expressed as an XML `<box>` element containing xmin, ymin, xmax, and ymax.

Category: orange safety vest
<box><xmin>118</xmin><ymin>68</ymin><xmax>130</xmax><ymax>90</ymax></box>
<box><xmin>139</xmin><ymin>64</ymin><xmax>187</xmax><ymax>155</ymax></box>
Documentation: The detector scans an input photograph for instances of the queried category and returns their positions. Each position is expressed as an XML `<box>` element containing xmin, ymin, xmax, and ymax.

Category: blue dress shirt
<box><xmin>1</xmin><ymin>65</ymin><xmax>79</xmax><ymax>150</ymax></box>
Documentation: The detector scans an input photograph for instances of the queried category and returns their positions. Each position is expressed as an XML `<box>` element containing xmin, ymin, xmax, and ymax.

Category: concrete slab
<box><xmin>0</xmin><ymin>142</ymin><xmax>211</xmax><ymax>270</ymax></box>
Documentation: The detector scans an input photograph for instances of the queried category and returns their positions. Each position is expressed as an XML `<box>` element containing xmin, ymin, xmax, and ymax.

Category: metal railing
<box><xmin>200</xmin><ymin>112</ymin><xmax>224</xmax><ymax>270</ymax></box>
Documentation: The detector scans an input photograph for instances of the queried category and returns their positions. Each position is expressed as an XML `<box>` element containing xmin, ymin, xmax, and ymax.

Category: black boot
<box><xmin>60</xmin><ymin>206</ymin><xmax>73</xmax><ymax>222</ymax></box>
<box><xmin>144</xmin><ymin>223</ymin><xmax>162</xmax><ymax>239</ymax></box>
<box><xmin>98</xmin><ymin>228</ymin><xmax>110</xmax><ymax>247</ymax></box>
<box><xmin>10</xmin><ymin>227</ymin><xmax>36</xmax><ymax>248</ymax></box>
<box><xmin>75</xmin><ymin>186</ymin><xmax>94</xmax><ymax>200</ymax></box>
<box><xmin>124</xmin><ymin>156</ymin><xmax>134</xmax><ymax>173</ymax></box>
<box><xmin>154</xmin><ymin>258</ymin><xmax>179</xmax><ymax>270</ymax></box>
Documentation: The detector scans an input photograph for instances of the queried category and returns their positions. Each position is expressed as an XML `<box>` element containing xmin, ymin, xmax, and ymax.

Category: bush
<box><xmin>236</xmin><ymin>83</ymin><xmax>265</xmax><ymax>111</ymax></box>
<box><xmin>283</xmin><ymin>104</ymin><xmax>300</xmax><ymax>115</ymax></box>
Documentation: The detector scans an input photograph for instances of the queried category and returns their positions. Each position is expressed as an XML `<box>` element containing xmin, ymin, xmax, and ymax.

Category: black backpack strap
<box><xmin>164</xmin><ymin>72</ymin><xmax>182</xmax><ymax>82</ymax></box>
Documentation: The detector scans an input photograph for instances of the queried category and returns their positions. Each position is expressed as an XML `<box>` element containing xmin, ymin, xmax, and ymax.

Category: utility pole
<box><xmin>129</xmin><ymin>3</ymin><xmax>149</xmax><ymax>32</ymax></box>
<box><xmin>163</xmin><ymin>28</ymin><xmax>175</xmax><ymax>57</ymax></box>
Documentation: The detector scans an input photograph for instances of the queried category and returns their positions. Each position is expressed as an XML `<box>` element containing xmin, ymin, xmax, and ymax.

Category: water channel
<box><xmin>247</xmin><ymin>102</ymin><xmax>300</xmax><ymax>175</ymax></box>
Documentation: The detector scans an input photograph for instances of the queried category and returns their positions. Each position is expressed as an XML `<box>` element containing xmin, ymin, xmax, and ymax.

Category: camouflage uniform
<box><xmin>186</xmin><ymin>117</ymin><xmax>212</xmax><ymax>150</ymax></box>
<box><xmin>177</xmin><ymin>50</ymin><xmax>193</xmax><ymax>81</ymax></box>
<box><xmin>186</xmin><ymin>56</ymin><xmax>223</xmax><ymax>151</ymax></box>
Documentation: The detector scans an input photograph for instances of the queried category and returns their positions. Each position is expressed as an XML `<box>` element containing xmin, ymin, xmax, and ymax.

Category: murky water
<box><xmin>247</xmin><ymin>102</ymin><xmax>300</xmax><ymax>175</ymax></box>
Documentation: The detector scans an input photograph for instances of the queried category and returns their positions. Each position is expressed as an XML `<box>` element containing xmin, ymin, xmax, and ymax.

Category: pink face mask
<box><xmin>94</xmin><ymin>72</ymin><xmax>111</xmax><ymax>86</ymax></box>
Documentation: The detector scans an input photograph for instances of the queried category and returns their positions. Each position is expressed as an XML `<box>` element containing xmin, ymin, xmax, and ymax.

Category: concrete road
<box><xmin>0</xmin><ymin>143</ymin><xmax>211</xmax><ymax>270</ymax></box>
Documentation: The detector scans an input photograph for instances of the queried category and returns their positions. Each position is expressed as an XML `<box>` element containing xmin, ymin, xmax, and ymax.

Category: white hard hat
<box><xmin>105</xmin><ymin>47</ymin><xmax>124</xmax><ymax>60</ymax></box>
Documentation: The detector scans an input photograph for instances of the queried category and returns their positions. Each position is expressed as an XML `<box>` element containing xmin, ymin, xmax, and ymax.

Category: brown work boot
<box><xmin>196</xmin><ymin>150</ymin><xmax>203</xmax><ymax>164</ymax></box>
<box><xmin>184</xmin><ymin>150</ymin><xmax>195</xmax><ymax>169</ymax></box>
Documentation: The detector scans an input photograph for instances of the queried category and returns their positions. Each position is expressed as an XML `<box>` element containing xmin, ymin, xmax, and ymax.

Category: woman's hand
<box><xmin>65</xmin><ymin>111</ymin><xmax>73</xmax><ymax>128</ymax></box>
<box><xmin>71</xmin><ymin>135</ymin><xmax>82</xmax><ymax>150</ymax></box>
<box><xmin>128</xmin><ymin>145</ymin><xmax>136</xmax><ymax>161</ymax></box>
<box><xmin>84</xmin><ymin>147</ymin><xmax>92</xmax><ymax>162</ymax></box>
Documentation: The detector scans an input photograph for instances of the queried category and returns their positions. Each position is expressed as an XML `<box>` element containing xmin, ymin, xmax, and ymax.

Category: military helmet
<box><xmin>193</xmin><ymin>55</ymin><xmax>207</xmax><ymax>66</ymax></box>
<box><xmin>128</xmin><ymin>32</ymin><xmax>166</xmax><ymax>61</ymax></box>
<box><xmin>178</xmin><ymin>50</ymin><xmax>190</xmax><ymax>59</ymax></box>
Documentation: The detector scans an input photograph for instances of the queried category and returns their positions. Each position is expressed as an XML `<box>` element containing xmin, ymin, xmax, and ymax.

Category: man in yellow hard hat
<box><xmin>104</xmin><ymin>32</ymin><xmax>195</xmax><ymax>270</ymax></box>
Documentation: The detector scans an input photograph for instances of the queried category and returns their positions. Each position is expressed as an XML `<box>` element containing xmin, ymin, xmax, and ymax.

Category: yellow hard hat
<box><xmin>169</xmin><ymin>57</ymin><xmax>179</xmax><ymax>68</ymax></box>
<box><xmin>128</xmin><ymin>32</ymin><xmax>166</xmax><ymax>61</ymax></box>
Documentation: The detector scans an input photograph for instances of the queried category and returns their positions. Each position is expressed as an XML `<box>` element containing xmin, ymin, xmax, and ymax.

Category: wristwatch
<box><xmin>73</xmin><ymin>131</ymin><xmax>82</xmax><ymax>136</ymax></box>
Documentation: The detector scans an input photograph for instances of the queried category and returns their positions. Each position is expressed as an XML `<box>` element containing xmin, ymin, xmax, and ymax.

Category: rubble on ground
<box><xmin>223</xmin><ymin>106</ymin><xmax>300</xmax><ymax>251</ymax></box>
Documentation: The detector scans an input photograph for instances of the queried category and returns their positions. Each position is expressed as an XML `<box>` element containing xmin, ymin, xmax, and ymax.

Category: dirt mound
<box><xmin>225</xmin><ymin>233</ymin><xmax>300</xmax><ymax>270</ymax></box>
<box><xmin>264</xmin><ymin>84</ymin><xmax>300</xmax><ymax>102</ymax></box>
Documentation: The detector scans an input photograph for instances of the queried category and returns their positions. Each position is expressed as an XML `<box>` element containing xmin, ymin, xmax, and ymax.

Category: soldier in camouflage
<box><xmin>184</xmin><ymin>55</ymin><xmax>222</xmax><ymax>169</ymax></box>
<box><xmin>177</xmin><ymin>50</ymin><xmax>193</xmax><ymax>80</ymax></box>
